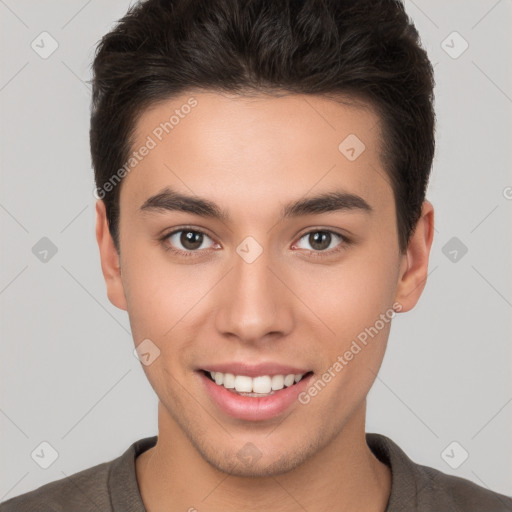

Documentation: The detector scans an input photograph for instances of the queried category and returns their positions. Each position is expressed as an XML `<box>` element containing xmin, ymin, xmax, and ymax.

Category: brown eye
<box><xmin>295</xmin><ymin>230</ymin><xmax>346</xmax><ymax>252</ymax></box>
<box><xmin>162</xmin><ymin>229</ymin><xmax>216</xmax><ymax>254</ymax></box>
<box><xmin>308</xmin><ymin>231</ymin><xmax>332</xmax><ymax>251</ymax></box>
<box><xmin>179</xmin><ymin>230</ymin><xmax>204</xmax><ymax>250</ymax></box>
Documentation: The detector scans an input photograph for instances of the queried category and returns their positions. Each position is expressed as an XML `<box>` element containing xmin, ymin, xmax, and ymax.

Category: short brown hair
<box><xmin>90</xmin><ymin>0</ymin><xmax>436</xmax><ymax>254</ymax></box>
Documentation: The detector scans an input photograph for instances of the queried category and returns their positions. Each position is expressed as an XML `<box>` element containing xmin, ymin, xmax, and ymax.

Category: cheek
<box><xmin>121</xmin><ymin>243</ymin><xmax>196</xmax><ymax>330</ymax></box>
<box><xmin>295</xmin><ymin>247</ymin><xmax>398</xmax><ymax>405</ymax></box>
<box><xmin>299</xmin><ymin>280</ymin><xmax>394</xmax><ymax>417</ymax></box>
<box><xmin>300</xmin><ymin>248</ymin><xmax>398</xmax><ymax>341</ymax></box>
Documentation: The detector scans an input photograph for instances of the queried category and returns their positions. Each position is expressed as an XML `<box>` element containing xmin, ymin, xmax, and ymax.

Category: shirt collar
<box><xmin>109</xmin><ymin>435</ymin><xmax>158</xmax><ymax>512</ymax></box>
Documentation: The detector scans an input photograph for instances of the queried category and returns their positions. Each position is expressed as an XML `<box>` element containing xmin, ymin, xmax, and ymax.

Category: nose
<box><xmin>213</xmin><ymin>243</ymin><xmax>295</xmax><ymax>345</ymax></box>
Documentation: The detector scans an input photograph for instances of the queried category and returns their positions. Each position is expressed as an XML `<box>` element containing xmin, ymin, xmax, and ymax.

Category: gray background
<box><xmin>1</xmin><ymin>0</ymin><xmax>511</xmax><ymax>502</ymax></box>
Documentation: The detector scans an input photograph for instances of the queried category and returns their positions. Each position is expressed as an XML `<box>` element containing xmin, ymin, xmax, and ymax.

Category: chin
<box><xmin>192</xmin><ymin>435</ymin><xmax>324</xmax><ymax>478</ymax></box>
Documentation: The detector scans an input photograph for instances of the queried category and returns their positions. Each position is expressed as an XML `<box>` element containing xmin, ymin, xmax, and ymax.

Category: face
<box><xmin>96</xmin><ymin>90</ymin><xmax>432</xmax><ymax>477</ymax></box>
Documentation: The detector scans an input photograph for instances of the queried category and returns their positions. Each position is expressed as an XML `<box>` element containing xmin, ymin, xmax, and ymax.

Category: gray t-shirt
<box><xmin>1</xmin><ymin>433</ymin><xmax>511</xmax><ymax>511</ymax></box>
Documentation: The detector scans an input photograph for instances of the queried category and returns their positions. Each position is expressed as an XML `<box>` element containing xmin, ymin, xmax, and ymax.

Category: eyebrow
<box><xmin>139</xmin><ymin>186</ymin><xmax>373</xmax><ymax>221</ymax></box>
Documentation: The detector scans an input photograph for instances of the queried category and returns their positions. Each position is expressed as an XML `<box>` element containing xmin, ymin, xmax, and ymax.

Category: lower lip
<box><xmin>198</xmin><ymin>371</ymin><xmax>313</xmax><ymax>421</ymax></box>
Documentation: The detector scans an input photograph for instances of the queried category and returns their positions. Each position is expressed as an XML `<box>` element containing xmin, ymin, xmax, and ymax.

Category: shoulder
<box><xmin>418</xmin><ymin>463</ymin><xmax>512</xmax><ymax>511</ymax></box>
<box><xmin>0</xmin><ymin>460</ymin><xmax>112</xmax><ymax>512</ymax></box>
<box><xmin>366</xmin><ymin>433</ymin><xmax>512</xmax><ymax>511</ymax></box>
<box><xmin>0</xmin><ymin>435</ymin><xmax>156</xmax><ymax>512</ymax></box>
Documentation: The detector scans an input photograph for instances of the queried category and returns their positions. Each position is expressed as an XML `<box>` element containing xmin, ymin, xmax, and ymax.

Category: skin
<box><xmin>96</xmin><ymin>90</ymin><xmax>434</xmax><ymax>512</ymax></box>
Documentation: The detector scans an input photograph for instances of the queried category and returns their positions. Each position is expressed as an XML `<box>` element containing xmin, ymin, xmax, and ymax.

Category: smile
<box><xmin>204</xmin><ymin>370</ymin><xmax>311</xmax><ymax>396</ymax></box>
<box><xmin>199</xmin><ymin>367</ymin><xmax>314</xmax><ymax>421</ymax></box>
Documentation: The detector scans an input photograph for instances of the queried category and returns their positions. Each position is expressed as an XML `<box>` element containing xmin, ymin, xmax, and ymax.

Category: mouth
<box><xmin>201</xmin><ymin>369</ymin><xmax>314</xmax><ymax>397</ymax></box>
<box><xmin>198</xmin><ymin>367</ymin><xmax>315</xmax><ymax>421</ymax></box>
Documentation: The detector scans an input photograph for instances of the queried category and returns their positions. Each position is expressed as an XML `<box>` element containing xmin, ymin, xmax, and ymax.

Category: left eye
<box><xmin>294</xmin><ymin>230</ymin><xmax>346</xmax><ymax>252</ymax></box>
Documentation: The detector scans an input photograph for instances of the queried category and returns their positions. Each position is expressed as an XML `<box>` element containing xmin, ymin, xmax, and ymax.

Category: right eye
<box><xmin>160</xmin><ymin>228</ymin><xmax>219</xmax><ymax>256</ymax></box>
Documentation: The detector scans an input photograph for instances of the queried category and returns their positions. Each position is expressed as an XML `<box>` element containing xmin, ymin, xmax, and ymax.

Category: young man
<box><xmin>2</xmin><ymin>0</ymin><xmax>511</xmax><ymax>511</ymax></box>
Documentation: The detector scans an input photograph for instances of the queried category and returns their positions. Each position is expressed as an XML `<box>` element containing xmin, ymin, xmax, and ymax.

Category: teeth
<box><xmin>253</xmin><ymin>376</ymin><xmax>272</xmax><ymax>394</ymax></box>
<box><xmin>283</xmin><ymin>374</ymin><xmax>295</xmax><ymax>387</ymax></box>
<box><xmin>234</xmin><ymin>375</ymin><xmax>253</xmax><ymax>392</ymax></box>
<box><xmin>208</xmin><ymin>371</ymin><xmax>305</xmax><ymax>393</ymax></box>
<box><xmin>223</xmin><ymin>373</ymin><xmax>235</xmax><ymax>389</ymax></box>
<box><xmin>271</xmin><ymin>374</ymin><xmax>284</xmax><ymax>390</ymax></box>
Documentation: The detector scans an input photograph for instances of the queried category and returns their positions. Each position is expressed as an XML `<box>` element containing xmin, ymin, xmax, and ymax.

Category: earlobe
<box><xmin>393</xmin><ymin>200</ymin><xmax>435</xmax><ymax>313</ymax></box>
<box><xmin>95</xmin><ymin>199</ymin><xmax>128</xmax><ymax>311</ymax></box>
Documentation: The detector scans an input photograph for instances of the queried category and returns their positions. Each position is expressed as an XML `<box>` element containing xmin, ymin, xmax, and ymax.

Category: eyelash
<box><xmin>158</xmin><ymin>226</ymin><xmax>351</xmax><ymax>260</ymax></box>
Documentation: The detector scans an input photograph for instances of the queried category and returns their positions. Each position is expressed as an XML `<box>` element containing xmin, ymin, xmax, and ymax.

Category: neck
<box><xmin>136</xmin><ymin>402</ymin><xmax>391</xmax><ymax>512</ymax></box>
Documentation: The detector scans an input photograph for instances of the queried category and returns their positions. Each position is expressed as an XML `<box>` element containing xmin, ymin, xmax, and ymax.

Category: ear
<box><xmin>95</xmin><ymin>199</ymin><xmax>128</xmax><ymax>311</ymax></box>
<box><xmin>394</xmin><ymin>200</ymin><xmax>435</xmax><ymax>313</ymax></box>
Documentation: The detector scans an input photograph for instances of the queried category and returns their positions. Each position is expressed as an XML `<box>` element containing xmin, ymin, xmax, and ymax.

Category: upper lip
<box><xmin>199</xmin><ymin>362</ymin><xmax>312</xmax><ymax>377</ymax></box>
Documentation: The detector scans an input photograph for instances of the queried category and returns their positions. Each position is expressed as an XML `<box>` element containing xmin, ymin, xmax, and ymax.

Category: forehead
<box><xmin>122</xmin><ymin>90</ymin><xmax>391</xmax><ymax>214</ymax></box>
